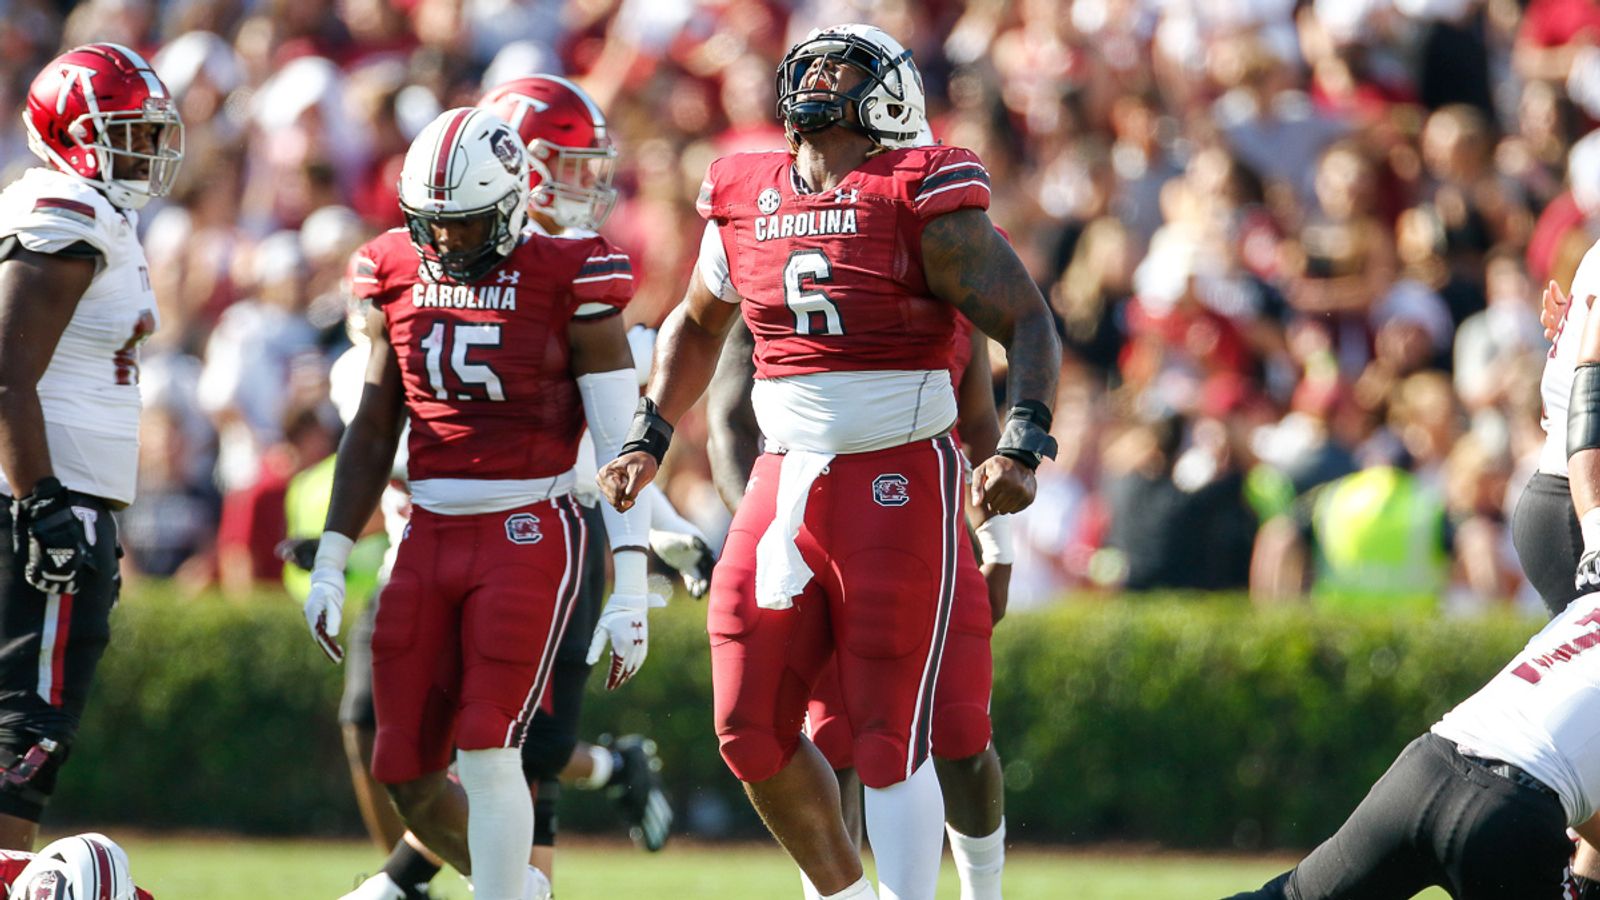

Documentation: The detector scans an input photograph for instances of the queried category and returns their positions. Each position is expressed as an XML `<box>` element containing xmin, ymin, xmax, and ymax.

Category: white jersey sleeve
<box><xmin>1432</xmin><ymin>592</ymin><xmax>1600</xmax><ymax>826</ymax></box>
<box><xmin>1539</xmin><ymin>240</ymin><xmax>1600</xmax><ymax>475</ymax></box>
<box><xmin>0</xmin><ymin>168</ymin><xmax>116</xmax><ymax>259</ymax></box>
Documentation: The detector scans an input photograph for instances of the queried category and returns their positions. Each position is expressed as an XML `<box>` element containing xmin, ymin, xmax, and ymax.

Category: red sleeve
<box><xmin>570</xmin><ymin>237</ymin><xmax>634</xmax><ymax>319</ymax></box>
<box><xmin>137</xmin><ymin>888</ymin><xmax>155</xmax><ymax>900</ymax></box>
<box><xmin>346</xmin><ymin>240</ymin><xmax>384</xmax><ymax>302</ymax></box>
<box><xmin>695</xmin><ymin>157</ymin><xmax>726</xmax><ymax>221</ymax></box>
<box><xmin>911</xmin><ymin>147</ymin><xmax>991</xmax><ymax>220</ymax></box>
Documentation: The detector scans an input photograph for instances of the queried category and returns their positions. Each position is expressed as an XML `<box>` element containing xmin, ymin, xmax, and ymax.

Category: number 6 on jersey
<box><xmin>784</xmin><ymin>249</ymin><xmax>843</xmax><ymax>336</ymax></box>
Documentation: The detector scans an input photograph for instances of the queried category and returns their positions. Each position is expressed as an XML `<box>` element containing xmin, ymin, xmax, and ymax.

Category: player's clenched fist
<box><xmin>598</xmin><ymin>451</ymin><xmax>657</xmax><ymax>513</ymax></box>
<box><xmin>971</xmin><ymin>455</ymin><xmax>1036</xmax><ymax>516</ymax></box>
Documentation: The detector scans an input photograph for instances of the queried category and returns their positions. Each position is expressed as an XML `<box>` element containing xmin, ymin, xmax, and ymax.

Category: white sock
<box><xmin>820</xmin><ymin>876</ymin><xmax>878</xmax><ymax>900</ymax></box>
<box><xmin>864</xmin><ymin>761</ymin><xmax>945</xmax><ymax>900</ymax></box>
<box><xmin>947</xmin><ymin>818</ymin><xmax>1005</xmax><ymax>900</ymax></box>
<box><xmin>800</xmin><ymin>869</ymin><xmax>824</xmax><ymax>900</ymax></box>
<box><xmin>456</xmin><ymin>747</ymin><xmax>533</xmax><ymax>900</ymax></box>
<box><xmin>575</xmin><ymin>743</ymin><xmax>614</xmax><ymax>790</ymax></box>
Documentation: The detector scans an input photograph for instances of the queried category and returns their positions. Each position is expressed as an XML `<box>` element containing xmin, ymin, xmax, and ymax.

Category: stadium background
<box><xmin>0</xmin><ymin>0</ymin><xmax>1589</xmax><ymax>895</ymax></box>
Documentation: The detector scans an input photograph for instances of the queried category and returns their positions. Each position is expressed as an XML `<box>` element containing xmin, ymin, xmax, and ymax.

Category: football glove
<box><xmin>1579</xmin><ymin>549</ymin><xmax>1600</xmax><ymax>594</ymax></box>
<box><xmin>12</xmin><ymin>477</ymin><xmax>89</xmax><ymax>595</ymax></box>
<box><xmin>587</xmin><ymin>592</ymin><xmax>651</xmax><ymax>690</ymax></box>
<box><xmin>274</xmin><ymin>538</ymin><xmax>319</xmax><ymax>570</ymax></box>
<box><xmin>303</xmin><ymin>569</ymin><xmax>346</xmax><ymax>664</ymax></box>
<box><xmin>649</xmin><ymin>531</ymin><xmax>715</xmax><ymax>599</ymax></box>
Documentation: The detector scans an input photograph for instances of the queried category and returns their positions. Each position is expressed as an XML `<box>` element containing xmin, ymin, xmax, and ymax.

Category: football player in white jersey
<box><xmin>0</xmin><ymin>44</ymin><xmax>181</xmax><ymax>850</ymax></box>
<box><xmin>1227</xmin><ymin>591</ymin><xmax>1600</xmax><ymax>899</ymax></box>
<box><xmin>1513</xmin><ymin>261</ymin><xmax>1600</xmax><ymax>616</ymax></box>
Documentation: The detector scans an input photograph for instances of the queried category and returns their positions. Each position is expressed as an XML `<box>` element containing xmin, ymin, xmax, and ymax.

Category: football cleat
<box><xmin>338</xmin><ymin>872</ymin><xmax>417</xmax><ymax>900</ymax></box>
<box><xmin>524</xmin><ymin>866</ymin><xmax>552</xmax><ymax>900</ymax></box>
<box><xmin>604</xmin><ymin>734</ymin><xmax>673</xmax><ymax>852</ymax></box>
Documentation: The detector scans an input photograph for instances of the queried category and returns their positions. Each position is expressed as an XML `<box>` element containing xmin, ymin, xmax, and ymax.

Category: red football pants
<box><xmin>806</xmin><ymin>527</ymin><xmax>993</xmax><ymax>769</ymax></box>
<box><xmin>709</xmin><ymin>435</ymin><xmax>964</xmax><ymax>789</ymax></box>
<box><xmin>370</xmin><ymin>496</ymin><xmax>589</xmax><ymax>784</ymax></box>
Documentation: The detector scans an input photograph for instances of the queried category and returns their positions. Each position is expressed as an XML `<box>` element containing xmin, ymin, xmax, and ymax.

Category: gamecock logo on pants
<box><xmin>504</xmin><ymin>512</ymin><xmax>543</xmax><ymax>544</ymax></box>
<box><xmin>872</xmin><ymin>474</ymin><xmax>910</xmax><ymax>507</ymax></box>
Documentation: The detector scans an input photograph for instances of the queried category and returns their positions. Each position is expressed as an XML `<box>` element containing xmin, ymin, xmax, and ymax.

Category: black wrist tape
<box><xmin>996</xmin><ymin>403</ymin><xmax>1059</xmax><ymax>471</ymax></box>
<box><xmin>1570</xmin><ymin>364</ymin><xmax>1600</xmax><ymax>460</ymax></box>
<box><xmin>620</xmin><ymin>397</ymin><xmax>674</xmax><ymax>465</ymax></box>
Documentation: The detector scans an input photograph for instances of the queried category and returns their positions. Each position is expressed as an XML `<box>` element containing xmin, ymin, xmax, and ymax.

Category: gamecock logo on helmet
<box><xmin>488</xmin><ymin>127</ymin><xmax>522</xmax><ymax>176</ymax></box>
<box><xmin>505</xmin><ymin>512</ymin><xmax>543</xmax><ymax>544</ymax></box>
<box><xmin>872</xmin><ymin>474</ymin><xmax>910</xmax><ymax>507</ymax></box>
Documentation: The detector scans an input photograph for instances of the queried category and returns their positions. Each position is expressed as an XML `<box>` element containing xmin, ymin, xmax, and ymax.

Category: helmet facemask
<box><xmin>402</xmin><ymin>189</ymin><xmax>522</xmax><ymax>284</ymax></box>
<box><xmin>776</xmin><ymin>31</ymin><xmax>921</xmax><ymax>147</ymax></box>
<box><xmin>529</xmin><ymin>137</ymin><xmax>618</xmax><ymax>231</ymax></box>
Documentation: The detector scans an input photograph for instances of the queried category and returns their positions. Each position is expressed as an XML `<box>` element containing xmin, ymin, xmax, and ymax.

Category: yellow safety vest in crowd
<box><xmin>282</xmin><ymin>454</ymin><xmax>386</xmax><ymax>604</ymax></box>
<box><xmin>1309</xmin><ymin>466</ymin><xmax>1448</xmax><ymax>614</ymax></box>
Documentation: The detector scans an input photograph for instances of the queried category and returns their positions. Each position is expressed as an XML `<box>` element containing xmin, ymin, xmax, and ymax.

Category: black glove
<box><xmin>12</xmin><ymin>477</ymin><xmax>89</xmax><ymax>595</ymax></box>
<box><xmin>274</xmin><ymin>538</ymin><xmax>320</xmax><ymax>571</ymax></box>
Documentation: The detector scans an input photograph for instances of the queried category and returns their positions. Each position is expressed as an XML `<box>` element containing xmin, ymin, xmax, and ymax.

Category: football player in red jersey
<box><xmin>343</xmin><ymin>76</ymin><xmax>677</xmax><ymax>900</ymax></box>
<box><xmin>599</xmin><ymin>24</ymin><xmax>1060</xmax><ymax>900</ymax></box>
<box><xmin>0</xmin><ymin>44</ymin><xmax>181</xmax><ymax>850</ymax></box>
<box><xmin>708</xmin><ymin>316</ymin><xmax>1014</xmax><ymax>900</ymax></box>
<box><xmin>304</xmin><ymin>106</ymin><xmax>653</xmax><ymax>900</ymax></box>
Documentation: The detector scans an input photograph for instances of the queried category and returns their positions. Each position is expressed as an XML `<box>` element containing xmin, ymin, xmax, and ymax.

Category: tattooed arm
<box><xmin>705</xmin><ymin>316</ymin><xmax>760</xmax><ymax>513</ymax></box>
<box><xmin>922</xmin><ymin>209</ymin><xmax>1061</xmax><ymax>515</ymax></box>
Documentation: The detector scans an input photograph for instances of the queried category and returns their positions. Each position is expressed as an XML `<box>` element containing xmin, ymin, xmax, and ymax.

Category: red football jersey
<box><xmin>696</xmin><ymin>145</ymin><xmax>991</xmax><ymax>379</ymax></box>
<box><xmin>349</xmin><ymin>229</ymin><xmax>633</xmax><ymax>481</ymax></box>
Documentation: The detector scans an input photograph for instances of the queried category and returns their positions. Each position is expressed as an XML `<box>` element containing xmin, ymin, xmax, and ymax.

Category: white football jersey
<box><xmin>1539</xmin><ymin>239</ymin><xmax>1600</xmax><ymax>475</ymax></box>
<box><xmin>1432</xmin><ymin>591</ymin><xmax>1600</xmax><ymax>826</ymax></box>
<box><xmin>0</xmin><ymin>168</ymin><xmax>159</xmax><ymax>505</ymax></box>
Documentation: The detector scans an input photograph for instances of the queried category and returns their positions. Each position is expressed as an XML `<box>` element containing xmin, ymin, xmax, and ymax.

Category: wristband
<box><xmin>23</xmin><ymin>477</ymin><xmax>66</xmax><ymax>503</ymax></box>
<box><xmin>619</xmin><ymin>397</ymin><xmax>674</xmax><ymax>465</ymax></box>
<box><xmin>613</xmin><ymin>548</ymin><xmax>649</xmax><ymax>597</ymax></box>
<box><xmin>996</xmin><ymin>402</ymin><xmax>1058</xmax><ymax>471</ymax></box>
<box><xmin>974</xmin><ymin>515</ymin><xmax>1015</xmax><ymax>566</ymax></box>
<box><xmin>1584</xmin><ymin>509</ymin><xmax>1600</xmax><ymax>556</ymax></box>
<box><xmin>313</xmin><ymin>531</ymin><xmax>355</xmax><ymax>575</ymax></box>
<box><xmin>1571</xmin><ymin>364</ymin><xmax>1600</xmax><ymax>459</ymax></box>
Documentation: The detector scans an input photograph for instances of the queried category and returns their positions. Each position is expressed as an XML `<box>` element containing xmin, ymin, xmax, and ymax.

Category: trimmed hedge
<box><xmin>49</xmin><ymin>587</ymin><xmax>1539</xmax><ymax>848</ymax></box>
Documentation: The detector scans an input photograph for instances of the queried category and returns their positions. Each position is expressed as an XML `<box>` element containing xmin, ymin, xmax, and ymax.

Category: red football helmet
<box><xmin>478</xmin><ymin>75</ymin><xmax>617</xmax><ymax>231</ymax></box>
<box><xmin>23</xmin><ymin>43</ymin><xmax>184</xmax><ymax>211</ymax></box>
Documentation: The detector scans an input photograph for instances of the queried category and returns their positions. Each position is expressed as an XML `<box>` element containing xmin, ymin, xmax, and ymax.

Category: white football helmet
<box><xmin>776</xmin><ymin>24</ymin><xmax>927</xmax><ymax>149</ymax></box>
<box><xmin>398</xmin><ymin>107</ymin><xmax>531</xmax><ymax>282</ymax></box>
<box><xmin>8</xmin><ymin>834</ymin><xmax>136</xmax><ymax>900</ymax></box>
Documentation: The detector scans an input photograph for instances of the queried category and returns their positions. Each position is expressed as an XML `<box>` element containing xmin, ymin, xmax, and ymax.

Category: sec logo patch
<box><xmin>872</xmin><ymin>474</ymin><xmax>911</xmax><ymax>507</ymax></box>
<box><xmin>758</xmin><ymin>187</ymin><xmax>782</xmax><ymax>215</ymax></box>
<box><xmin>505</xmin><ymin>512</ymin><xmax>543</xmax><ymax>544</ymax></box>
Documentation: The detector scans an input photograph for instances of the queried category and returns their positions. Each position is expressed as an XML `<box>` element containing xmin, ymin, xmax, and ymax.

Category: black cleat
<box><xmin>604</xmin><ymin>734</ymin><xmax>673</xmax><ymax>851</ymax></box>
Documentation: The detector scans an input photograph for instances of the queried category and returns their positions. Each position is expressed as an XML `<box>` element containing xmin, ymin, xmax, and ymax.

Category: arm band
<box><xmin>1570</xmin><ymin>363</ymin><xmax>1600</xmax><ymax>459</ymax></box>
<box><xmin>313</xmin><ymin>531</ymin><xmax>355</xmax><ymax>575</ymax></box>
<box><xmin>974</xmin><ymin>514</ymin><xmax>1015</xmax><ymax>565</ymax></box>
<box><xmin>996</xmin><ymin>400</ymin><xmax>1058</xmax><ymax>470</ymax></box>
<box><xmin>620</xmin><ymin>397</ymin><xmax>674</xmax><ymax>465</ymax></box>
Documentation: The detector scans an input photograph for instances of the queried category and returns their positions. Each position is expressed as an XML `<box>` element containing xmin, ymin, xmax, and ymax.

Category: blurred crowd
<box><xmin>4</xmin><ymin>0</ymin><xmax>1593</xmax><ymax>613</ymax></box>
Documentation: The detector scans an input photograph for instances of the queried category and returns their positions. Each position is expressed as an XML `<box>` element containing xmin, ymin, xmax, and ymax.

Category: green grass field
<box><xmin>98</xmin><ymin>836</ymin><xmax>1451</xmax><ymax>899</ymax></box>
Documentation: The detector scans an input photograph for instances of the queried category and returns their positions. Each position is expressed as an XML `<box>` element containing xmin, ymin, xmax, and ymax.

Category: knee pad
<box><xmin>455</xmin><ymin>702</ymin><xmax>514</xmax><ymax>753</ymax></box>
<box><xmin>853</xmin><ymin>731</ymin><xmax>914</xmax><ymax>790</ymax></box>
<box><xmin>0</xmin><ymin>735</ymin><xmax>70</xmax><ymax>821</ymax></box>
<box><xmin>718</xmin><ymin>728</ymin><xmax>795</xmax><ymax>784</ymax></box>
<box><xmin>931</xmin><ymin>704</ymin><xmax>992</xmax><ymax>762</ymax></box>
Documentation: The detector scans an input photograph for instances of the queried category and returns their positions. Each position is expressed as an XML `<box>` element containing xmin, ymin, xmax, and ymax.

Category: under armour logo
<box><xmin>834</xmin><ymin>187</ymin><xmax>858</xmax><ymax>204</ymax></box>
<box><xmin>495</xmin><ymin>269</ymin><xmax>521</xmax><ymax>285</ymax></box>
